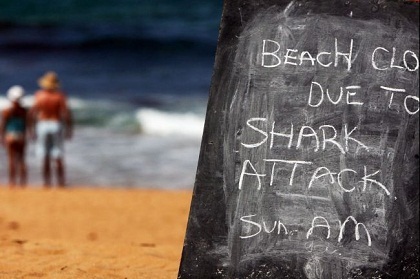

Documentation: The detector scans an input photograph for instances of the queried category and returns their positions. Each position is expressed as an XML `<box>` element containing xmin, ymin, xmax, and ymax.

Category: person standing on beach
<box><xmin>29</xmin><ymin>72</ymin><xmax>73</xmax><ymax>187</ymax></box>
<box><xmin>0</xmin><ymin>86</ymin><xmax>28</xmax><ymax>187</ymax></box>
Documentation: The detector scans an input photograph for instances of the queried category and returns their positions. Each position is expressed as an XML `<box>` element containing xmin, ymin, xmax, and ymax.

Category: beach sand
<box><xmin>0</xmin><ymin>187</ymin><xmax>192</xmax><ymax>278</ymax></box>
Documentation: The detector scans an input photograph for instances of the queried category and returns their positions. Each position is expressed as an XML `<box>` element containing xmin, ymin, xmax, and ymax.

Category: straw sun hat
<box><xmin>7</xmin><ymin>85</ymin><xmax>25</xmax><ymax>102</ymax></box>
<box><xmin>38</xmin><ymin>71</ymin><xmax>60</xmax><ymax>90</ymax></box>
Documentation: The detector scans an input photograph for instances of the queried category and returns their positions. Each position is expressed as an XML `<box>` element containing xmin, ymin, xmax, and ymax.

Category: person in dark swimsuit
<box><xmin>0</xmin><ymin>86</ymin><xmax>28</xmax><ymax>187</ymax></box>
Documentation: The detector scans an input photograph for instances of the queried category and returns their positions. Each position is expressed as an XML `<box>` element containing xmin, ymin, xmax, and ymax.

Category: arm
<box><xmin>27</xmin><ymin>94</ymin><xmax>39</xmax><ymax>141</ymax></box>
<box><xmin>0</xmin><ymin>110</ymin><xmax>8</xmax><ymax>145</ymax></box>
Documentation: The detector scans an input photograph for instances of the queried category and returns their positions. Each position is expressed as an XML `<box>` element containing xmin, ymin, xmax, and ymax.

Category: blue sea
<box><xmin>0</xmin><ymin>0</ymin><xmax>222</xmax><ymax>188</ymax></box>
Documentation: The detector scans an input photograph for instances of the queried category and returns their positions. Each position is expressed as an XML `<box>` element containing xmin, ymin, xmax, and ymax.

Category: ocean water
<box><xmin>0</xmin><ymin>0</ymin><xmax>222</xmax><ymax>188</ymax></box>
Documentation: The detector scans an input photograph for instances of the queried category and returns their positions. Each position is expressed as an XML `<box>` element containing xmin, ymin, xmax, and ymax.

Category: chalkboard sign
<box><xmin>179</xmin><ymin>0</ymin><xmax>419</xmax><ymax>278</ymax></box>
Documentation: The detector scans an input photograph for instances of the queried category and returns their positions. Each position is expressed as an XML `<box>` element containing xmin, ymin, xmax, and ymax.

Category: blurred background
<box><xmin>0</xmin><ymin>0</ymin><xmax>222</xmax><ymax>188</ymax></box>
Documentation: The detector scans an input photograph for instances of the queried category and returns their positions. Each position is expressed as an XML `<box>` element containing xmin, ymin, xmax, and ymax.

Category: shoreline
<box><xmin>0</xmin><ymin>186</ymin><xmax>192</xmax><ymax>278</ymax></box>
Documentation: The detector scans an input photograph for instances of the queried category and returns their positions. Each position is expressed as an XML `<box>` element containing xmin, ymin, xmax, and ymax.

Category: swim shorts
<box><xmin>5</xmin><ymin>131</ymin><xmax>25</xmax><ymax>142</ymax></box>
<box><xmin>36</xmin><ymin>121</ymin><xmax>64</xmax><ymax>159</ymax></box>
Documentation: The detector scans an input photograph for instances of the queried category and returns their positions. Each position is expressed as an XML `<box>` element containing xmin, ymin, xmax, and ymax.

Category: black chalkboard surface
<box><xmin>179</xmin><ymin>0</ymin><xmax>419</xmax><ymax>278</ymax></box>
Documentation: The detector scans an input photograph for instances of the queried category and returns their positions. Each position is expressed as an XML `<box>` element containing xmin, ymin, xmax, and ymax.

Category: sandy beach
<box><xmin>0</xmin><ymin>187</ymin><xmax>191</xmax><ymax>278</ymax></box>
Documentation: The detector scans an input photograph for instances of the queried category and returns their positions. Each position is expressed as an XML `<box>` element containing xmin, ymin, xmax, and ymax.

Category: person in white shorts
<box><xmin>29</xmin><ymin>72</ymin><xmax>73</xmax><ymax>187</ymax></box>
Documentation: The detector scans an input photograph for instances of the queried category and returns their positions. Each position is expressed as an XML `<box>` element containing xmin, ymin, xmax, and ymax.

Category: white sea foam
<box><xmin>0</xmin><ymin>96</ymin><xmax>35</xmax><ymax>110</ymax></box>
<box><xmin>1</xmin><ymin>96</ymin><xmax>205</xmax><ymax>138</ymax></box>
<box><xmin>0</xmin><ymin>95</ymin><xmax>89</xmax><ymax>110</ymax></box>
<box><xmin>136</xmin><ymin>108</ymin><xmax>204</xmax><ymax>138</ymax></box>
<box><xmin>0</xmin><ymin>97</ymin><xmax>10</xmax><ymax>110</ymax></box>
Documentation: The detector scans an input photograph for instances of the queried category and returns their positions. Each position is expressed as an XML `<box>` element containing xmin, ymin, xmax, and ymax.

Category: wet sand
<box><xmin>0</xmin><ymin>187</ymin><xmax>192</xmax><ymax>278</ymax></box>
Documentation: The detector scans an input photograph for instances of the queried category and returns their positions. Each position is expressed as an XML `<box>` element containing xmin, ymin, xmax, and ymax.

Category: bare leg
<box><xmin>43</xmin><ymin>156</ymin><xmax>51</xmax><ymax>187</ymax></box>
<box><xmin>20</xmin><ymin>162</ymin><xmax>27</xmax><ymax>187</ymax></box>
<box><xmin>8</xmin><ymin>153</ymin><xmax>16</xmax><ymax>187</ymax></box>
<box><xmin>55</xmin><ymin>158</ymin><xmax>65</xmax><ymax>187</ymax></box>
<box><xmin>7</xmin><ymin>142</ymin><xmax>17</xmax><ymax>188</ymax></box>
<box><xmin>17</xmin><ymin>143</ymin><xmax>27</xmax><ymax>187</ymax></box>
